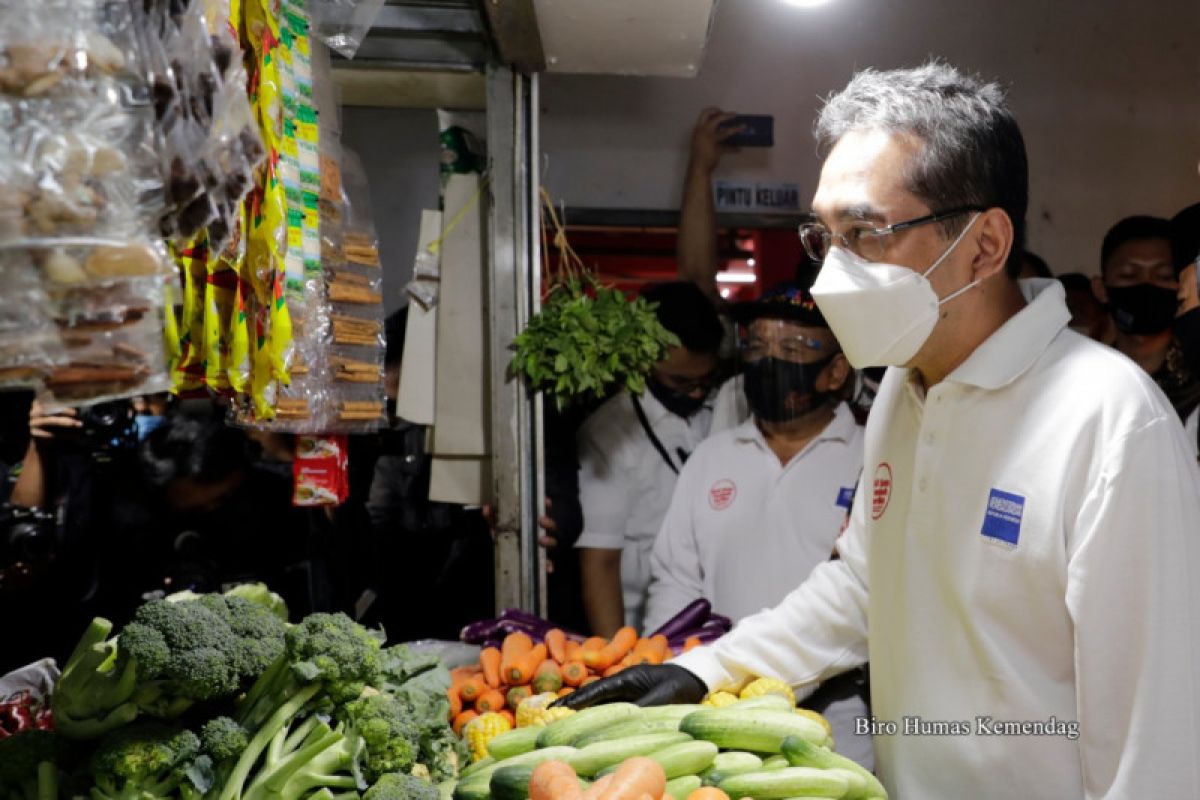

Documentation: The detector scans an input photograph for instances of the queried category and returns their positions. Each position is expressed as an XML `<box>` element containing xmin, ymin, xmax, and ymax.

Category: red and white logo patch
<box><xmin>871</xmin><ymin>463</ymin><xmax>893</xmax><ymax>520</ymax></box>
<box><xmin>709</xmin><ymin>479</ymin><xmax>737</xmax><ymax>511</ymax></box>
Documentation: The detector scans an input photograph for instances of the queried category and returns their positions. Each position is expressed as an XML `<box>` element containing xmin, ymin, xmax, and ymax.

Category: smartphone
<box><xmin>720</xmin><ymin>114</ymin><xmax>774</xmax><ymax>148</ymax></box>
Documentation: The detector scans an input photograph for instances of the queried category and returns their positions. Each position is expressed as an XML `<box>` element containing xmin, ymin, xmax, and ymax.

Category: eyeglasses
<box><xmin>798</xmin><ymin>206</ymin><xmax>985</xmax><ymax>263</ymax></box>
<box><xmin>737</xmin><ymin>334</ymin><xmax>830</xmax><ymax>363</ymax></box>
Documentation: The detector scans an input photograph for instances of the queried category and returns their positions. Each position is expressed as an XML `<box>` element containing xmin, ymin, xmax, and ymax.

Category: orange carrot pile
<box><xmin>447</xmin><ymin>627</ymin><xmax>679</xmax><ymax>724</ymax></box>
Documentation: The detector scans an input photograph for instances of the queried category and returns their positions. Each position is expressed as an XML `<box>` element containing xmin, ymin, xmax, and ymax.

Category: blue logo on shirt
<box><xmin>981</xmin><ymin>488</ymin><xmax>1025</xmax><ymax>546</ymax></box>
<box><xmin>836</xmin><ymin>486</ymin><xmax>855</xmax><ymax>509</ymax></box>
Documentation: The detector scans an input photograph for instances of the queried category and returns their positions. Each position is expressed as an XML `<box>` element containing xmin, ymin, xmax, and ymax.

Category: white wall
<box><xmin>539</xmin><ymin>0</ymin><xmax>1200</xmax><ymax>276</ymax></box>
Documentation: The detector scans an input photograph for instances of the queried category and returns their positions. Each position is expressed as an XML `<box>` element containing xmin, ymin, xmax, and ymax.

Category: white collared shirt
<box><xmin>674</xmin><ymin>279</ymin><xmax>1200</xmax><ymax>799</ymax></box>
<box><xmin>643</xmin><ymin>401</ymin><xmax>864</xmax><ymax>634</ymax></box>
<box><xmin>575</xmin><ymin>390</ymin><xmax>714</xmax><ymax>631</ymax></box>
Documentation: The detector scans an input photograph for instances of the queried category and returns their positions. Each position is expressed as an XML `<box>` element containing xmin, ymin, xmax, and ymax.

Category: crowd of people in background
<box><xmin>3</xmin><ymin>100</ymin><xmax>1199</xmax><ymax>738</ymax></box>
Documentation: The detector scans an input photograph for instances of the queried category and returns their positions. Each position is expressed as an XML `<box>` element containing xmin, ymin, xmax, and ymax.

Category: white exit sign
<box><xmin>714</xmin><ymin>180</ymin><xmax>802</xmax><ymax>213</ymax></box>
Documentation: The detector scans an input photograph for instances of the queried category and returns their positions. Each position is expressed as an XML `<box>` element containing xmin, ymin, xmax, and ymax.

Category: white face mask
<box><xmin>810</xmin><ymin>214</ymin><xmax>981</xmax><ymax>368</ymax></box>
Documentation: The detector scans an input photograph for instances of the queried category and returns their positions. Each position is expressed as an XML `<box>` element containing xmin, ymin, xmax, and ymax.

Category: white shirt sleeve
<box><xmin>643</xmin><ymin>465</ymin><xmax>704</xmax><ymax>634</ymax></box>
<box><xmin>1185</xmin><ymin>407</ymin><xmax>1198</xmax><ymax>457</ymax></box>
<box><xmin>1066</xmin><ymin>415</ymin><xmax>1200</xmax><ymax>798</ymax></box>
<box><xmin>671</xmin><ymin>482</ymin><xmax>872</xmax><ymax>692</ymax></box>
<box><xmin>574</xmin><ymin>426</ymin><xmax>628</xmax><ymax>551</ymax></box>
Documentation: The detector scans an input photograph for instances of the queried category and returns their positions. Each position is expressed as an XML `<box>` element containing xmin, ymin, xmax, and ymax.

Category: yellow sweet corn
<box><xmin>463</xmin><ymin>711</ymin><xmax>512</xmax><ymax>762</ymax></box>
<box><xmin>795</xmin><ymin>707</ymin><xmax>834</xmax><ymax>740</ymax></box>
<box><xmin>702</xmin><ymin>690</ymin><xmax>740</xmax><ymax>708</ymax></box>
<box><xmin>515</xmin><ymin>692</ymin><xmax>575</xmax><ymax>728</ymax></box>
<box><xmin>740</xmin><ymin>677</ymin><xmax>796</xmax><ymax>706</ymax></box>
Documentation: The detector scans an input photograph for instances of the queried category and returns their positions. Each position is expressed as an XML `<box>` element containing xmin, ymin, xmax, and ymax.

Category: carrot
<box><xmin>506</xmin><ymin>684</ymin><xmax>533</xmax><ymax>711</ymax></box>
<box><xmin>596</xmin><ymin>756</ymin><xmax>665</xmax><ymax>800</ymax></box>
<box><xmin>580</xmin><ymin>675</ymin><xmax>601</xmax><ymax>686</ymax></box>
<box><xmin>647</xmin><ymin>635</ymin><xmax>669</xmax><ymax>664</ymax></box>
<box><xmin>533</xmin><ymin>659</ymin><xmax>564</xmax><ymax>694</ymax></box>
<box><xmin>557</xmin><ymin>686</ymin><xmax>575</xmax><ymax>697</ymax></box>
<box><xmin>682</xmin><ymin>636</ymin><xmax>702</xmax><ymax>652</ymax></box>
<box><xmin>544</xmin><ymin>628</ymin><xmax>568</xmax><ymax>663</ymax></box>
<box><xmin>459</xmin><ymin>674</ymin><xmax>487</xmax><ymax>703</ymax></box>
<box><xmin>508</xmin><ymin>642</ymin><xmax>548</xmax><ymax>685</ymax></box>
<box><xmin>452</xmin><ymin>709</ymin><xmax>478</xmax><ymax>735</ymax></box>
<box><xmin>451</xmin><ymin>664</ymin><xmax>481</xmax><ymax>681</ymax></box>
<box><xmin>583</xmin><ymin>626</ymin><xmax>638</xmax><ymax>671</ymax></box>
<box><xmin>476</xmin><ymin>689</ymin><xmax>507</xmax><ymax>714</ymax></box>
<box><xmin>499</xmin><ymin>709</ymin><xmax>516</xmax><ymax>727</ymax></box>
<box><xmin>500</xmin><ymin>631</ymin><xmax>533</xmax><ymax>683</ymax></box>
<box><xmin>565</xmin><ymin>640</ymin><xmax>583</xmax><ymax>661</ymax></box>
<box><xmin>581</xmin><ymin>636</ymin><xmax>606</xmax><ymax>652</ymax></box>
<box><xmin>561</xmin><ymin>660</ymin><xmax>589</xmax><ymax>687</ymax></box>
<box><xmin>603</xmin><ymin>662</ymin><xmax>627</xmax><ymax>678</ymax></box>
<box><xmin>530</xmin><ymin>760</ymin><xmax>584</xmax><ymax>800</ymax></box>
<box><xmin>685</xmin><ymin>789</ymin><xmax>731</xmax><ymax>800</ymax></box>
<box><xmin>581</xmin><ymin>774</ymin><xmax>613</xmax><ymax>800</ymax></box>
<box><xmin>448</xmin><ymin>688</ymin><xmax>462</xmax><ymax>719</ymax></box>
<box><xmin>480</xmin><ymin>646</ymin><xmax>502</xmax><ymax>689</ymax></box>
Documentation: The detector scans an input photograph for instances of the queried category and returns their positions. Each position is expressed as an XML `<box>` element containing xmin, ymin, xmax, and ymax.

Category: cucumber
<box><xmin>730</xmin><ymin>694</ymin><xmax>795</xmax><ymax>712</ymax></box>
<box><xmin>681</xmin><ymin>708</ymin><xmax>826</xmax><ymax>753</ymax></box>
<box><xmin>574</xmin><ymin>718</ymin><xmax>687</xmax><ymax>747</ymax></box>
<box><xmin>762</xmin><ymin>754</ymin><xmax>790</xmax><ymax>770</ymax></box>
<box><xmin>459</xmin><ymin>755</ymin><xmax>496</xmax><ymax>779</ymax></box>
<box><xmin>635</xmin><ymin>704</ymin><xmax>705</xmax><ymax>723</ymax></box>
<box><xmin>567</xmin><ymin>732</ymin><xmax>693</xmax><ymax>777</ymax></box>
<box><xmin>718</xmin><ymin>766</ymin><xmax>850</xmax><ymax>799</ymax></box>
<box><xmin>489</xmin><ymin>763</ymin><xmax>536</xmax><ymax>800</ymax></box>
<box><xmin>487</xmin><ymin>726</ymin><xmax>542</xmax><ymax>760</ymax></box>
<box><xmin>646</xmin><ymin>740</ymin><xmax>720</xmax><ymax>779</ymax></box>
<box><xmin>664</xmin><ymin>775</ymin><xmax>703</xmax><ymax>800</ymax></box>
<box><xmin>699</xmin><ymin>750</ymin><xmax>764</xmax><ymax>785</ymax></box>
<box><xmin>781</xmin><ymin>735</ymin><xmax>887</xmax><ymax>799</ymax></box>
<box><xmin>452</xmin><ymin>745</ymin><xmax>578</xmax><ymax>800</ymax></box>
<box><xmin>536</xmin><ymin>703</ymin><xmax>639</xmax><ymax>748</ymax></box>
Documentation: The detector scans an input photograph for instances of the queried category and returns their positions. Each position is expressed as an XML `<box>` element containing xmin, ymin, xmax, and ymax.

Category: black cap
<box><xmin>729</xmin><ymin>283</ymin><xmax>828</xmax><ymax>328</ymax></box>
<box><xmin>1171</xmin><ymin>202</ymin><xmax>1200</xmax><ymax>272</ymax></box>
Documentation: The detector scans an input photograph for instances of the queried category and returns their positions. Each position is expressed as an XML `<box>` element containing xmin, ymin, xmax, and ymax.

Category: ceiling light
<box><xmin>746</xmin><ymin>258</ymin><xmax>756</xmax><ymax>267</ymax></box>
<box><xmin>781</xmin><ymin>0</ymin><xmax>831</xmax><ymax>6</ymax></box>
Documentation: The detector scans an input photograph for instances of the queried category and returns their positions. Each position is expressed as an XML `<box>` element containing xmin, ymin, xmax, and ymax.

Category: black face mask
<box><xmin>1106</xmin><ymin>283</ymin><xmax>1178</xmax><ymax>335</ymax></box>
<box><xmin>647</xmin><ymin>377</ymin><xmax>708</xmax><ymax>419</ymax></box>
<box><xmin>743</xmin><ymin>355</ymin><xmax>834</xmax><ymax>423</ymax></box>
<box><xmin>1175</xmin><ymin>307</ymin><xmax>1200</xmax><ymax>376</ymax></box>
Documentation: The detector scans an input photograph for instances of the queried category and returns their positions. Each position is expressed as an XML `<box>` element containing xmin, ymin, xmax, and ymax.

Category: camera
<box><xmin>0</xmin><ymin>505</ymin><xmax>57</xmax><ymax>591</ymax></box>
<box><xmin>60</xmin><ymin>400</ymin><xmax>139</xmax><ymax>455</ymax></box>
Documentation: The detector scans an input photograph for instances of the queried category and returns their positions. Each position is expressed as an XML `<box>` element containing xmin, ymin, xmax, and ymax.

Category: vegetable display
<box><xmin>449</xmin><ymin>689</ymin><xmax>886</xmax><ymax>800</ymax></box>
<box><xmin>20</xmin><ymin>586</ymin><xmax>465</xmax><ymax>798</ymax></box>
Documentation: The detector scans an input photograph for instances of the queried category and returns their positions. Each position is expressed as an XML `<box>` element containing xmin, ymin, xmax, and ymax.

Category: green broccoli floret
<box><xmin>216</xmin><ymin>614</ymin><xmax>383</xmax><ymax>800</ymax></box>
<box><xmin>194</xmin><ymin>595</ymin><xmax>288</xmax><ymax>681</ymax></box>
<box><xmin>88</xmin><ymin>723</ymin><xmax>206</xmax><ymax>800</ymax></box>
<box><xmin>0</xmin><ymin>730</ymin><xmax>58</xmax><ymax>800</ymax></box>
<box><xmin>222</xmin><ymin>583</ymin><xmax>289</xmax><ymax>622</ymax></box>
<box><xmin>362</xmin><ymin>772</ymin><xmax>438</xmax><ymax>800</ymax></box>
<box><xmin>52</xmin><ymin>618</ymin><xmax>141</xmax><ymax>740</ymax></box>
<box><xmin>418</xmin><ymin>725</ymin><xmax>465</xmax><ymax>784</ymax></box>
<box><xmin>342</xmin><ymin>693</ymin><xmax>419</xmax><ymax>783</ymax></box>
<box><xmin>201</xmin><ymin>717</ymin><xmax>250</xmax><ymax>763</ymax></box>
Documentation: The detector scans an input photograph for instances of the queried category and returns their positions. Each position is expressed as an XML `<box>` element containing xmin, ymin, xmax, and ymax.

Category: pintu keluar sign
<box><xmin>714</xmin><ymin>180</ymin><xmax>802</xmax><ymax>213</ymax></box>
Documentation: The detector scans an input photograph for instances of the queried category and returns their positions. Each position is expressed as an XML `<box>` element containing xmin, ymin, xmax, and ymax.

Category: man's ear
<box><xmin>971</xmin><ymin>208</ymin><xmax>1014</xmax><ymax>282</ymax></box>
<box><xmin>1091</xmin><ymin>274</ymin><xmax>1109</xmax><ymax>305</ymax></box>
<box><xmin>821</xmin><ymin>353</ymin><xmax>852</xmax><ymax>393</ymax></box>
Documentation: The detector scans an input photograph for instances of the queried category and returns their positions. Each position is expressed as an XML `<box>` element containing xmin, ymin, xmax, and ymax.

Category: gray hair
<box><xmin>815</xmin><ymin>61</ymin><xmax>1028</xmax><ymax>277</ymax></box>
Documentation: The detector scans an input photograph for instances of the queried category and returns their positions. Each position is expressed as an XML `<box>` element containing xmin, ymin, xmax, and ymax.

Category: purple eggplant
<box><xmin>650</xmin><ymin>599</ymin><xmax>712</xmax><ymax>639</ymax></box>
<box><xmin>706</xmin><ymin>613</ymin><xmax>732</xmax><ymax>630</ymax></box>
<box><xmin>460</xmin><ymin>618</ymin><xmax>505</xmax><ymax>643</ymax></box>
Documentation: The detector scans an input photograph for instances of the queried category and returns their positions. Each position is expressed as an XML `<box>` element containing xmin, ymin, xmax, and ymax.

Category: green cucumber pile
<box><xmin>452</xmin><ymin>695</ymin><xmax>888</xmax><ymax>800</ymax></box>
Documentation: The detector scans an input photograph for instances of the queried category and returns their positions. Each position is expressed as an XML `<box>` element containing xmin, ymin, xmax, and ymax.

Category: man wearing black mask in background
<box><xmin>643</xmin><ymin>283</ymin><xmax>869</xmax><ymax>767</ymax></box>
<box><xmin>1092</xmin><ymin>215</ymin><xmax>1200</xmax><ymax>421</ymax></box>
<box><xmin>575</xmin><ymin>282</ymin><xmax>724</xmax><ymax>636</ymax></box>
<box><xmin>1171</xmin><ymin>202</ymin><xmax>1200</xmax><ymax>453</ymax></box>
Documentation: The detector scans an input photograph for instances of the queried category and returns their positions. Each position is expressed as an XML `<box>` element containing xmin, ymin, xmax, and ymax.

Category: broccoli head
<box><xmin>284</xmin><ymin>613</ymin><xmax>383</xmax><ymax>705</ymax></box>
<box><xmin>342</xmin><ymin>693</ymin><xmax>419</xmax><ymax>783</ymax></box>
<box><xmin>89</xmin><ymin>723</ymin><xmax>204</xmax><ymax>800</ymax></box>
<box><xmin>52</xmin><ymin>618</ymin><xmax>140</xmax><ymax>740</ymax></box>
<box><xmin>418</xmin><ymin>724</ymin><xmax>465</xmax><ymax>783</ymax></box>
<box><xmin>362</xmin><ymin>772</ymin><xmax>439</xmax><ymax>800</ymax></box>
<box><xmin>200</xmin><ymin>716</ymin><xmax>249</xmax><ymax>763</ymax></box>
<box><xmin>195</xmin><ymin>594</ymin><xmax>288</xmax><ymax>680</ymax></box>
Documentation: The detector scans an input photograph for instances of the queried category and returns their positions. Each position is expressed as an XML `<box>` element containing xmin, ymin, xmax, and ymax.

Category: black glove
<box><xmin>553</xmin><ymin>664</ymin><xmax>708</xmax><ymax>710</ymax></box>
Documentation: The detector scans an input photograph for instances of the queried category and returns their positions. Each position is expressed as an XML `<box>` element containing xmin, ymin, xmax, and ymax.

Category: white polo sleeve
<box><xmin>574</xmin><ymin>424</ymin><xmax>629</xmax><ymax>552</ymax></box>
<box><xmin>671</xmin><ymin>479</ymin><xmax>871</xmax><ymax>692</ymax></box>
<box><xmin>644</xmin><ymin>463</ymin><xmax>704</xmax><ymax>634</ymax></box>
<box><xmin>1066</xmin><ymin>414</ymin><xmax>1200</xmax><ymax>799</ymax></box>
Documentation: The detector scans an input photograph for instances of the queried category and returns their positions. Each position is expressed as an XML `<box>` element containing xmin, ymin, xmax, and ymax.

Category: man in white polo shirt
<box><xmin>560</xmin><ymin>62</ymin><xmax>1200</xmax><ymax>799</ymax></box>
<box><xmin>643</xmin><ymin>282</ymin><xmax>871</xmax><ymax>768</ymax></box>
